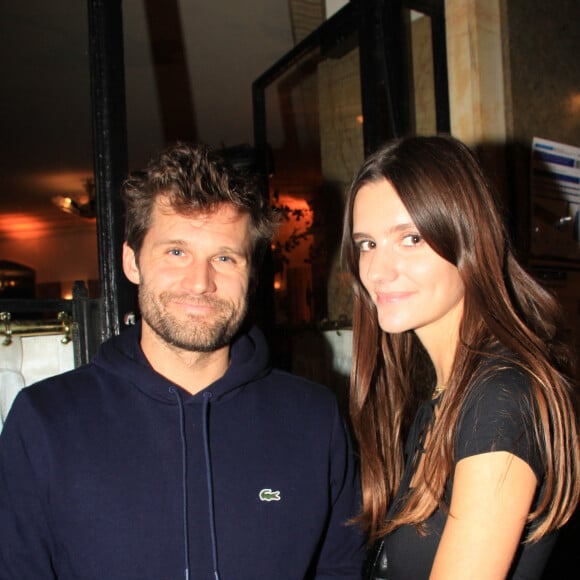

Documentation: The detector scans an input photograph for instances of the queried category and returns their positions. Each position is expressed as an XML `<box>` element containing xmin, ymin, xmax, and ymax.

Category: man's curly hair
<box><xmin>121</xmin><ymin>142</ymin><xmax>277</xmax><ymax>272</ymax></box>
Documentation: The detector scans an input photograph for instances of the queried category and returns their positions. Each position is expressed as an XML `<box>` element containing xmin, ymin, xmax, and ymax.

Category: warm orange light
<box><xmin>0</xmin><ymin>213</ymin><xmax>51</xmax><ymax>240</ymax></box>
<box><xmin>61</xmin><ymin>280</ymin><xmax>83</xmax><ymax>300</ymax></box>
<box><xmin>25</xmin><ymin>170</ymin><xmax>93</xmax><ymax>195</ymax></box>
<box><xmin>275</xmin><ymin>194</ymin><xmax>311</xmax><ymax>213</ymax></box>
<box><xmin>271</xmin><ymin>194</ymin><xmax>313</xmax><ymax>270</ymax></box>
<box><xmin>568</xmin><ymin>93</ymin><xmax>580</xmax><ymax>116</ymax></box>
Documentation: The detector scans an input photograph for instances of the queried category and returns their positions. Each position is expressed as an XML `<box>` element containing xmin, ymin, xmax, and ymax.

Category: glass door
<box><xmin>252</xmin><ymin>0</ymin><xmax>449</xmax><ymax>380</ymax></box>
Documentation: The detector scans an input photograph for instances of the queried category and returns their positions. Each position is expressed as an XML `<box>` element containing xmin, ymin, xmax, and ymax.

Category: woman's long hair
<box><xmin>342</xmin><ymin>135</ymin><xmax>579</xmax><ymax>542</ymax></box>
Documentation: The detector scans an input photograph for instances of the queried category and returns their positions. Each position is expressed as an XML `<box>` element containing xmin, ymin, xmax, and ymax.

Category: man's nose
<box><xmin>183</xmin><ymin>261</ymin><xmax>216</xmax><ymax>294</ymax></box>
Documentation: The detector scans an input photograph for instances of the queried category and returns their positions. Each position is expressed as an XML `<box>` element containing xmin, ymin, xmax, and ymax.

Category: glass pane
<box><xmin>0</xmin><ymin>4</ymin><xmax>98</xmax><ymax>300</ymax></box>
<box><xmin>406</xmin><ymin>9</ymin><xmax>437</xmax><ymax>136</ymax></box>
<box><xmin>266</xmin><ymin>38</ymin><xmax>364</xmax><ymax>331</ymax></box>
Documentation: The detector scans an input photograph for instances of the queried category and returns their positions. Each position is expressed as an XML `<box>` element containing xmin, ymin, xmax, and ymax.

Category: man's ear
<box><xmin>122</xmin><ymin>242</ymin><xmax>140</xmax><ymax>285</ymax></box>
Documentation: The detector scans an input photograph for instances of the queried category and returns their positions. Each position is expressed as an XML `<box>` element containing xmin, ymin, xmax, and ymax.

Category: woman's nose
<box><xmin>366</xmin><ymin>247</ymin><xmax>398</xmax><ymax>283</ymax></box>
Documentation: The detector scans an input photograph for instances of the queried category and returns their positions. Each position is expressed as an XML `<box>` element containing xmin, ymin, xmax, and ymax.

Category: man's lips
<box><xmin>166</xmin><ymin>297</ymin><xmax>219</xmax><ymax>313</ymax></box>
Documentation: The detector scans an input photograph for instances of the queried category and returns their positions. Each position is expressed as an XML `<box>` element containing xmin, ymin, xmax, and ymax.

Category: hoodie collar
<box><xmin>93</xmin><ymin>321</ymin><xmax>270</xmax><ymax>404</ymax></box>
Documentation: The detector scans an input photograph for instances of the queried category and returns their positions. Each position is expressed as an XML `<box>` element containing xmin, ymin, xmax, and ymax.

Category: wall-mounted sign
<box><xmin>530</xmin><ymin>137</ymin><xmax>580</xmax><ymax>262</ymax></box>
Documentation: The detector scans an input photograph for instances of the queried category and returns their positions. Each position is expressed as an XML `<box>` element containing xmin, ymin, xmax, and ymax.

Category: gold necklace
<box><xmin>434</xmin><ymin>384</ymin><xmax>447</xmax><ymax>394</ymax></box>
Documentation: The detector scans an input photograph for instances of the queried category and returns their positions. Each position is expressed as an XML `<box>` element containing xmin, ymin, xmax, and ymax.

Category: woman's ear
<box><xmin>122</xmin><ymin>242</ymin><xmax>140</xmax><ymax>285</ymax></box>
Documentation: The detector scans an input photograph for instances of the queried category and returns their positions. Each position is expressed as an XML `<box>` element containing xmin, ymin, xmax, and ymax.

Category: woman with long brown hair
<box><xmin>342</xmin><ymin>135</ymin><xmax>579</xmax><ymax>578</ymax></box>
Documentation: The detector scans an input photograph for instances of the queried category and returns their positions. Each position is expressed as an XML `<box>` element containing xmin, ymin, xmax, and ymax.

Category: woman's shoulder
<box><xmin>455</xmin><ymin>355</ymin><xmax>542</xmax><ymax>473</ymax></box>
<box><xmin>469</xmin><ymin>354</ymin><xmax>533</xmax><ymax>405</ymax></box>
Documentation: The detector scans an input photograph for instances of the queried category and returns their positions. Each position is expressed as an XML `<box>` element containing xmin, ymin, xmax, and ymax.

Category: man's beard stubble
<box><xmin>138</xmin><ymin>288</ymin><xmax>248</xmax><ymax>353</ymax></box>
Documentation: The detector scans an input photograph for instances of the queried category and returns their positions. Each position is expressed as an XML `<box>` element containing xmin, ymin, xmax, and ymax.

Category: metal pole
<box><xmin>87</xmin><ymin>0</ymin><xmax>135</xmax><ymax>341</ymax></box>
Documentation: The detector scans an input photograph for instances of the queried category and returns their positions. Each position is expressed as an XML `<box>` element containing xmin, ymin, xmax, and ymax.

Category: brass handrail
<box><xmin>0</xmin><ymin>311</ymin><xmax>72</xmax><ymax>346</ymax></box>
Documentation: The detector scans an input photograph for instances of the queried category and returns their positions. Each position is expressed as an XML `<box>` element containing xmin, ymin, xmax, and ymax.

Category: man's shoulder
<box><xmin>251</xmin><ymin>368</ymin><xmax>343</xmax><ymax>418</ymax></box>
<box><xmin>263</xmin><ymin>367</ymin><xmax>336</xmax><ymax>396</ymax></box>
<box><xmin>27</xmin><ymin>360</ymin><xmax>101</xmax><ymax>389</ymax></box>
<box><xmin>12</xmin><ymin>362</ymin><xmax>110</xmax><ymax>414</ymax></box>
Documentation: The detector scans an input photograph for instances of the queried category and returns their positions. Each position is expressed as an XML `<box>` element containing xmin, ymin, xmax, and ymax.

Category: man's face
<box><xmin>123</xmin><ymin>199</ymin><xmax>252</xmax><ymax>353</ymax></box>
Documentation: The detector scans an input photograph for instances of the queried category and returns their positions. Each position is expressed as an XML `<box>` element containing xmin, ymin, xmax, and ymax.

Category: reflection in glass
<box><xmin>266</xmin><ymin>39</ymin><xmax>364</xmax><ymax>328</ymax></box>
<box><xmin>0</xmin><ymin>4</ymin><xmax>97</xmax><ymax>301</ymax></box>
<box><xmin>407</xmin><ymin>10</ymin><xmax>437</xmax><ymax>135</ymax></box>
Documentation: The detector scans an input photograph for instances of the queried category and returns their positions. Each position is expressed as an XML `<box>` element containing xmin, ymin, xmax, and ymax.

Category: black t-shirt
<box><xmin>368</xmin><ymin>364</ymin><xmax>557</xmax><ymax>579</ymax></box>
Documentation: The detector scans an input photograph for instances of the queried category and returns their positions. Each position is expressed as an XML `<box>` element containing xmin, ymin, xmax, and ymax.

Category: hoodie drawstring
<box><xmin>203</xmin><ymin>391</ymin><xmax>220</xmax><ymax>580</ymax></box>
<box><xmin>170</xmin><ymin>387</ymin><xmax>221</xmax><ymax>580</ymax></box>
<box><xmin>170</xmin><ymin>386</ymin><xmax>191</xmax><ymax>580</ymax></box>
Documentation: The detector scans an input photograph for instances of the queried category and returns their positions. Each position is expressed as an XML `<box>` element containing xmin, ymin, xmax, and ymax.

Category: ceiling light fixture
<box><xmin>51</xmin><ymin>177</ymin><xmax>96</xmax><ymax>219</ymax></box>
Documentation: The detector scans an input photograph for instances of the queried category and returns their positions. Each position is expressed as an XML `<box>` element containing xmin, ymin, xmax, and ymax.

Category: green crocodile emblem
<box><xmin>259</xmin><ymin>488</ymin><xmax>281</xmax><ymax>502</ymax></box>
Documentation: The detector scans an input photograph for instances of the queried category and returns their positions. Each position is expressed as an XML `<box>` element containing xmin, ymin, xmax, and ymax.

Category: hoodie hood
<box><xmin>92</xmin><ymin>321</ymin><xmax>271</xmax><ymax>404</ymax></box>
<box><xmin>92</xmin><ymin>321</ymin><xmax>273</xmax><ymax>579</ymax></box>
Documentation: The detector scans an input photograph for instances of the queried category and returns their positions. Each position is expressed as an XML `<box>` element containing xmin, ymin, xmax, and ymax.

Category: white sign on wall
<box><xmin>530</xmin><ymin>137</ymin><xmax>580</xmax><ymax>261</ymax></box>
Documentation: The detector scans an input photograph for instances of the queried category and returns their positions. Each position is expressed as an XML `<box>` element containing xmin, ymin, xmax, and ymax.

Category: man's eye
<box><xmin>216</xmin><ymin>255</ymin><xmax>234</xmax><ymax>263</ymax></box>
<box><xmin>169</xmin><ymin>249</ymin><xmax>184</xmax><ymax>256</ymax></box>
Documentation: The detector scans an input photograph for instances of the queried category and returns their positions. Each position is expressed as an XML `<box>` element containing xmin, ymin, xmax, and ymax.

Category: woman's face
<box><xmin>352</xmin><ymin>178</ymin><xmax>465</xmax><ymax>345</ymax></box>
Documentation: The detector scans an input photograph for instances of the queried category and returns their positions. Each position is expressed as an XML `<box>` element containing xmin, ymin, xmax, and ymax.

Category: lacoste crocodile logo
<box><xmin>259</xmin><ymin>488</ymin><xmax>281</xmax><ymax>502</ymax></box>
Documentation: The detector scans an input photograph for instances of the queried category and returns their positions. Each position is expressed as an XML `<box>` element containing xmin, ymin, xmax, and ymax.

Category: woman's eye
<box><xmin>401</xmin><ymin>234</ymin><xmax>422</xmax><ymax>247</ymax></box>
<box><xmin>357</xmin><ymin>240</ymin><xmax>375</xmax><ymax>252</ymax></box>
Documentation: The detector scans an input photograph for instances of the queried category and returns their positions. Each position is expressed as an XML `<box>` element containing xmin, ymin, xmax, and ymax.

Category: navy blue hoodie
<box><xmin>0</xmin><ymin>323</ymin><xmax>365</xmax><ymax>579</ymax></box>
